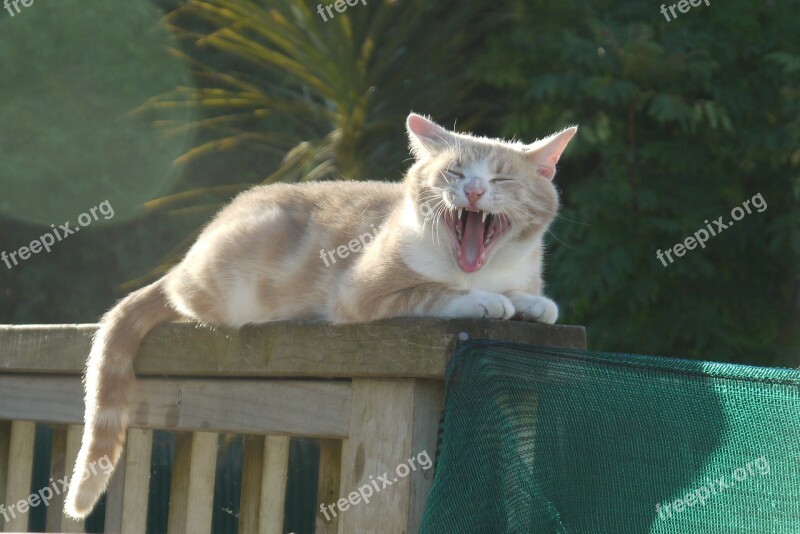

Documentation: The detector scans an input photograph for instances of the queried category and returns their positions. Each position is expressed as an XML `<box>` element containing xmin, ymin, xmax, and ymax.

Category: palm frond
<box><xmin>133</xmin><ymin>0</ymin><xmax>500</xmax><ymax>285</ymax></box>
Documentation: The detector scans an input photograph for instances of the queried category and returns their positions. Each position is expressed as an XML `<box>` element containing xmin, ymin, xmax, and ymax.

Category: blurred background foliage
<box><xmin>0</xmin><ymin>0</ymin><xmax>797</xmax><ymax>365</ymax></box>
<box><xmin>477</xmin><ymin>0</ymin><xmax>800</xmax><ymax>365</ymax></box>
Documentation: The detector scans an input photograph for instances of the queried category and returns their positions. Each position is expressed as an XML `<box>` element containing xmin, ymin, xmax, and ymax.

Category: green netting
<box><xmin>420</xmin><ymin>340</ymin><xmax>800</xmax><ymax>534</ymax></box>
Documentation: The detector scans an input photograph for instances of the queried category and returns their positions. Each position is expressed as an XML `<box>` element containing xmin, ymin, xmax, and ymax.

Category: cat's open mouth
<box><xmin>442</xmin><ymin>209</ymin><xmax>511</xmax><ymax>272</ymax></box>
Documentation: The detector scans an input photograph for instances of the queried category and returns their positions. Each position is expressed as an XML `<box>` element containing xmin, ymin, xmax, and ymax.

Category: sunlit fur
<box><xmin>65</xmin><ymin>113</ymin><xmax>576</xmax><ymax>518</ymax></box>
<box><xmin>405</xmin><ymin>132</ymin><xmax>562</xmax><ymax>247</ymax></box>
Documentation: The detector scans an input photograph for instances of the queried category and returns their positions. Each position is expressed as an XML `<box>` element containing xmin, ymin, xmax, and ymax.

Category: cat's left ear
<box><xmin>406</xmin><ymin>113</ymin><xmax>457</xmax><ymax>158</ymax></box>
<box><xmin>524</xmin><ymin>126</ymin><xmax>578</xmax><ymax>180</ymax></box>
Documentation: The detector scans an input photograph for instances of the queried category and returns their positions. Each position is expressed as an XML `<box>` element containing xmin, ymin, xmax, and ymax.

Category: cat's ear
<box><xmin>524</xmin><ymin>126</ymin><xmax>578</xmax><ymax>180</ymax></box>
<box><xmin>406</xmin><ymin>113</ymin><xmax>456</xmax><ymax>157</ymax></box>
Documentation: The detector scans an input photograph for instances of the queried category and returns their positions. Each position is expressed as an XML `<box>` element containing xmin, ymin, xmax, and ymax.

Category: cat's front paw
<box><xmin>507</xmin><ymin>294</ymin><xmax>558</xmax><ymax>324</ymax></box>
<box><xmin>440</xmin><ymin>290</ymin><xmax>515</xmax><ymax>320</ymax></box>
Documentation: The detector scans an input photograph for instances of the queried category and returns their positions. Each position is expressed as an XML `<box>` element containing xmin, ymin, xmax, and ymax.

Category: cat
<box><xmin>64</xmin><ymin>113</ymin><xmax>577</xmax><ymax>518</ymax></box>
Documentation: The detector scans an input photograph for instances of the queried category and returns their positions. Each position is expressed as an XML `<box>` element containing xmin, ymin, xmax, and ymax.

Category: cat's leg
<box><xmin>504</xmin><ymin>291</ymin><xmax>559</xmax><ymax>324</ymax></box>
<box><xmin>331</xmin><ymin>278</ymin><xmax>515</xmax><ymax>323</ymax></box>
<box><xmin>428</xmin><ymin>289</ymin><xmax>516</xmax><ymax>320</ymax></box>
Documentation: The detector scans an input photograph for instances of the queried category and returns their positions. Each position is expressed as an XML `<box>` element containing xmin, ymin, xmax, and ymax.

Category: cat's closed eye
<box><xmin>490</xmin><ymin>177</ymin><xmax>513</xmax><ymax>183</ymax></box>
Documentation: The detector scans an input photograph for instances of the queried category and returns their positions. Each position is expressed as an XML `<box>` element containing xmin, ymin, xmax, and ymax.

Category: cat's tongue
<box><xmin>458</xmin><ymin>211</ymin><xmax>485</xmax><ymax>272</ymax></box>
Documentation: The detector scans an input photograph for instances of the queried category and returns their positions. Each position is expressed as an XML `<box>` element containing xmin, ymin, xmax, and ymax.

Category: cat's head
<box><xmin>403</xmin><ymin>113</ymin><xmax>577</xmax><ymax>273</ymax></box>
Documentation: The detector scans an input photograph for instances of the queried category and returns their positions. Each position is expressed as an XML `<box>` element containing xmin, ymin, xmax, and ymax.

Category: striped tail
<box><xmin>64</xmin><ymin>279</ymin><xmax>178</xmax><ymax>519</ymax></box>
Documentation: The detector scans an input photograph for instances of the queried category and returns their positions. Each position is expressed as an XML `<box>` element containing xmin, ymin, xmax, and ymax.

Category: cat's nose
<box><xmin>464</xmin><ymin>183</ymin><xmax>485</xmax><ymax>208</ymax></box>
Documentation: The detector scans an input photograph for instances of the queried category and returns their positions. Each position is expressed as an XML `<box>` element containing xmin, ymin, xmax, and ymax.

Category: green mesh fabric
<box><xmin>420</xmin><ymin>340</ymin><xmax>800</xmax><ymax>534</ymax></box>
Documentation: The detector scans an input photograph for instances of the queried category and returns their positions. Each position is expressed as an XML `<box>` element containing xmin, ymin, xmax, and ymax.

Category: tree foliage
<box><xmin>477</xmin><ymin>0</ymin><xmax>800</xmax><ymax>364</ymax></box>
<box><xmin>129</xmin><ymin>0</ymin><xmax>500</xmax><ymax>283</ymax></box>
<box><xmin>142</xmin><ymin>0</ymin><xmax>499</xmax><ymax>185</ymax></box>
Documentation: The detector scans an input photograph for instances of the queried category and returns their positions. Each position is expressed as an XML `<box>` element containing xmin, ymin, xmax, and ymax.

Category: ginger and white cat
<box><xmin>65</xmin><ymin>113</ymin><xmax>576</xmax><ymax>518</ymax></box>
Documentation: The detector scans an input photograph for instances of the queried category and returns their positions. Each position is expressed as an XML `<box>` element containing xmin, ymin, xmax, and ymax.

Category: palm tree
<box><xmin>126</xmin><ymin>0</ymin><xmax>500</xmax><ymax>285</ymax></box>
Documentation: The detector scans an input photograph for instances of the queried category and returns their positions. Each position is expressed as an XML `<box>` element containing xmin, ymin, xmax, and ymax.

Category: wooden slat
<box><xmin>0</xmin><ymin>377</ymin><xmax>351</xmax><ymax>438</ymax></box>
<box><xmin>0</xmin><ymin>421</ymin><xmax>9</xmax><ymax>509</ymax></box>
<box><xmin>60</xmin><ymin>425</ymin><xmax>85</xmax><ymax>533</ymax></box>
<box><xmin>167</xmin><ymin>432</ymin><xmax>217</xmax><ymax>534</ymax></box>
<box><xmin>336</xmin><ymin>379</ymin><xmax>443</xmax><ymax>534</ymax></box>
<box><xmin>103</xmin><ymin>446</ymin><xmax>126</xmax><ymax>534</ymax></box>
<box><xmin>337</xmin><ymin>381</ymin><xmax>416</xmax><ymax>534</ymax></box>
<box><xmin>166</xmin><ymin>433</ymin><xmax>192</xmax><ymax>534</ymax></box>
<box><xmin>105</xmin><ymin>429</ymin><xmax>153</xmax><ymax>534</ymax></box>
<box><xmin>46</xmin><ymin>427</ymin><xmax>68</xmax><ymax>532</ymax></box>
<box><xmin>238</xmin><ymin>436</ymin><xmax>264</xmax><ymax>534</ymax></box>
<box><xmin>120</xmin><ymin>429</ymin><xmax>153</xmax><ymax>534</ymax></box>
<box><xmin>407</xmin><ymin>381</ymin><xmax>444</xmax><ymax>531</ymax></box>
<box><xmin>183</xmin><ymin>432</ymin><xmax>218</xmax><ymax>534</ymax></box>
<box><xmin>316</xmin><ymin>440</ymin><xmax>342</xmax><ymax>534</ymax></box>
<box><xmin>56</xmin><ymin>425</ymin><xmax>85</xmax><ymax>533</ymax></box>
<box><xmin>0</xmin><ymin>320</ymin><xmax>587</xmax><ymax>378</ymax></box>
<box><xmin>3</xmin><ymin>420</ymin><xmax>36</xmax><ymax>532</ymax></box>
<box><xmin>258</xmin><ymin>436</ymin><xmax>290</xmax><ymax>534</ymax></box>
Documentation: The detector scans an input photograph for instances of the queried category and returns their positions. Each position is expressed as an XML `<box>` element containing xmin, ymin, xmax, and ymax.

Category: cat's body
<box><xmin>65</xmin><ymin>114</ymin><xmax>577</xmax><ymax>518</ymax></box>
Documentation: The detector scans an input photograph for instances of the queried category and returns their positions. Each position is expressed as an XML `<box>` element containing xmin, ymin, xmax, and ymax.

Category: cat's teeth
<box><xmin>482</xmin><ymin>211</ymin><xmax>488</xmax><ymax>222</ymax></box>
<box><xmin>458</xmin><ymin>208</ymin><xmax>463</xmax><ymax>219</ymax></box>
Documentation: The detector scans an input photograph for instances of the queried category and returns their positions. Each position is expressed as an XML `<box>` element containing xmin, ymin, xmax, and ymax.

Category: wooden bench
<box><xmin>0</xmin><ymin>319</ymin><xmax>586</xmax><ymax>533</ymax></box>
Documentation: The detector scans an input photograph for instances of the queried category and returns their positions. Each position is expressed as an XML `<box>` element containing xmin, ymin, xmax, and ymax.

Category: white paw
<box><xmin>508</xmin><ymin>294</ymin><xmax>558</xmax><ymax>324</ymax></box>
<box><xmin>437</xmin><ymin>290</ymin><xmax>515</xmax><ymax>320</ymax></box>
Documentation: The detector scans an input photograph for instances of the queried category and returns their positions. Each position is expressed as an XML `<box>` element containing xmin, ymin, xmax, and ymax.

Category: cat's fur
<box><xmin>64</xmin><ymin>113</ymin><xmax>576</xmax><ymax>518</ymax></box>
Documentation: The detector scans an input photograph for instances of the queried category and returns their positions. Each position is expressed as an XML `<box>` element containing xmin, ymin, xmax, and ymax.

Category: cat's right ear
<box><xmin>406</xmin><ymin>113</ymin><xmax>455</xmax><ymax>158</ymax></box>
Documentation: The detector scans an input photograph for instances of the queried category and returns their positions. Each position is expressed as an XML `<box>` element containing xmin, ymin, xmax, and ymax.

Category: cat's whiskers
<box><xmin>502</xmin><ymin>204</ymin><xmax>530</xmax><ymax>234</ymax></box>
<box><xmin>421</xmin><ymin>186</ymin><xmax>447</xmax><ymax>196</ymax></box>
<box><xmin>499</xmin><ymin>210</ymin><xmax>513</xmax><ymax>235</ymax></box>
<box><xmin>541</xmin><ymin>210</ymin><xmax>591</xmax><ymax>226</ymax></box>
<box><xmin>418</xmin><ymin>191</ymin><xmax>447</xmax><ymax>216</ymax></box>
<box><xmin>418</xmin><ymin>196</ymin><xmax>447</xmax><ymax>247</ymax></box>
<box><xmin>433</xmin><ymin>203</ymin><xmax>453</xmax><ymax>246</ymax></box>
<box><xmin>418</xmin><ymin>191</ymin><xmax>444</xmax><ymax>202</ymax></box>
<box><xmin>546</xmin><ymin>229</ymin><xmax>575</xmax><ymax>250</ymax></box>
<box><xmin>427</xmin><ymin>198</ymin><xmax>451</xmax><ymax>246</ymax></box>
<box><xmin>416</xmin><ymin>196</ymin><xmax>446</xmax><ymax>241</ymax></box>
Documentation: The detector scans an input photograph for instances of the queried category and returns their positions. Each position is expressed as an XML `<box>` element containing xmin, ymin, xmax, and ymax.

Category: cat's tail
<box><xmin>65</xmin><ymin>278</ymin><xmax>179</xmax><ymax>519</ymax></box>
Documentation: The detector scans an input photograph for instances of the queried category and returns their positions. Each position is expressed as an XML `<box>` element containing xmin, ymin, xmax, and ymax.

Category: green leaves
<box><xmin>143</xmin><ymin>0</ymin><xmax>498</xmax><ymax>181</ymax></box>
<box><xmin>132</xmin><ymin>0</ymin><xmax>500</xmax><ymax>282</ymax></box>
<box><xmin>478</xmin><ymin>0</ymin><xmax>800</xmax><ymax>365</ymax></box>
